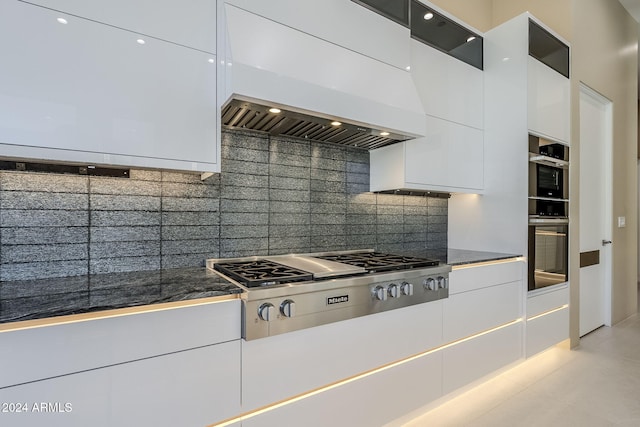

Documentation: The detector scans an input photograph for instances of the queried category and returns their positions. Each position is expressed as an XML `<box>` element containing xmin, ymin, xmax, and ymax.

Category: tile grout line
<box><xmin>307</xmin><ymin>140</ymin><xmax>311</xmax><ymax>254</ymax></box>
<box><xmin>159</xmin><ymin>171</ymin><xmax>164</xmax><ymax>269</ymax></box>
<box><xmin>268</xmin><ymin>135</ymin><xmax>273</xmax><ymax>255</ymax></box>
<box><xmin>87</xmin><ymin>174</ymin><xmax>91</xmax><ymax>282</ymax></box>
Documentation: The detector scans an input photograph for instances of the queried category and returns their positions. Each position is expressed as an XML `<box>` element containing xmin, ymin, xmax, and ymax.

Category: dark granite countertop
<box><xmin>445</xmin><ymin>248</ymin><xmax>522</xmax><ymax>266</ymax></box>
<box><xmin>0</xmin><ymin>268</ymin><xmax>242</xmax><ymax>325</ymax></box>
<box><xmin>0</xmin><ymin>250</ymin><xmax>521</xmax><ymax>326</ymax></box>
<box><xmin>394</xmin><ymin>248</ymin><xmax>522</xmax><ymax>266</ymax></box>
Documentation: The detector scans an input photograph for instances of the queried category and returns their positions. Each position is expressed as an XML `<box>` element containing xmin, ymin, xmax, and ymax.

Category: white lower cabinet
<box><xmin>442</xmin><ymin>260</ymin><xmax>524</xmax><ymax>394</ymax></box>
<box><xmin>443</xmin><ymin>281</ymin><xmax>522</xmax><ymax>342</ymax></box>
<box><xmin>0</xmin><ymin>1</ymin><xmax>219</xmax><ymax>172</ymax></box>
<box><xmin>0</xmin><ymin>341</ymin><xmax>241</xmax><ymax>427</ymax></box>
<box><xmin>0</xmin><ymin>299</ymin><xmax>240</xmax><ymax>388</ymax></box>
<box><xmin>526</xmin><ymin>285</ymin><xmax>569</xmax><ymax>357</ymax></box>
<box><xmin>242</xmin><ymin>351</ymin><xmax>442</xmax><ymax>427</ymax></box>
<box><xmin>0</xmin><ymin>299</ymin><xmax>241</xmax><ymax>426</ymax></box>
<box><xmin>445</xmin><ymin>260</ymin><xmax>524</xmax><ymax>342</ymax></box>
<box><xmin>449</xmin><ymin>260</ymin><xmax>523</xmax><ymax>294</ymax></box>
<box><xmin>443</xmin><ymin>322</ymin><xmax>522</xmax><ymax>394</ymax></box>
<box><xmin>242</xmin><ymin>301</ymin><xmax>443</xmax><ymax>412</ymax></box>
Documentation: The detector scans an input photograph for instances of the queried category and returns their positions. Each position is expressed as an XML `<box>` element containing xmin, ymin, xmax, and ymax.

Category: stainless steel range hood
<box><xmin>218</xmin><ymin>3</ymin><xmax>426</xmax><ymax>149</ymax></box>
<box><xmin>222</xmin><ymin>99</ymin><xmax>414</xmax><ymax>150</ymax></box>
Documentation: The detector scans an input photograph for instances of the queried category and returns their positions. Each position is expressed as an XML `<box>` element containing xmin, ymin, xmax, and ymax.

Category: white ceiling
<box><xmin>619</xmin><ymin>0</ymin><xmax>640</xmax><ymax>22</ymax></box>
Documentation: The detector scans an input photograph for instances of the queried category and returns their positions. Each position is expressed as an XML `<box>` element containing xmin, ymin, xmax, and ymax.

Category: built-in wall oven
<box><xmin>528</xmin><ymin>218</ymin><xmax>568</xmax><ymax>291</ymax></box>
<box><xmin>528</xmin><ymin>135</ymin><xmax>569</xmax><ymax>290</ymax></box>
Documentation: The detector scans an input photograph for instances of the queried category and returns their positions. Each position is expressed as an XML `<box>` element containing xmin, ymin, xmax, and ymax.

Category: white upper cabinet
<box><xmin>25</xmin><ymin>0</ymin><xmax>216</xmax><ymax>53</ymax></box>
<box><xmin>370</xmin><ymin>115</ymin><xmax>484</xmax><ymax>194</ymax></box>
<box><xmin>527</xmin><ymin>57</ymin><xmax>570</xmax><ymax>143</ymax></box>
<box><xmin>224</xmin><ymin>0</ymin><xmax>410</xmax><ymax>69</ymax></box>
<box><xmin>526</xmin><ymin>17</ymin><xmax>571</xmax><ymax>144</ymax></box>
<box><xmin>411</xmin><ymin>39</ymin><xmax>483</xmax><ymax>129</ymax></box>
<box><xmin>405</xmin><ymin>116</ymin><xmax>483</xmax><ymax>191</ymax></box>
<box><xmin>368</xmin><ymin>3</ymin><xmax>485</xmax><ymax>194</ymax></box>
<box><xmin>0</xmin><ymin>1</ymin><xmax>219</xmax><ymax>172</ymax></box>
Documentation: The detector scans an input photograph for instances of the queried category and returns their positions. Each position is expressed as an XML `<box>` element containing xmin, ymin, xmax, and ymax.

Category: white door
<box><xmin>578</xmin><ymin>84</ymin><xmax>612</xmax><ymax>337</ymax></box>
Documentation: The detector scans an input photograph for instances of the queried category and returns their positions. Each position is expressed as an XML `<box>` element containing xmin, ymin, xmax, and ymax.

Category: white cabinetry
<box><xmin>0</xmin><ymin>299</ymin><xmax>240</xmax><ymax>388</ymax></box>
<box><xmin>370</xmin><ymin>117</ymin><xmax>483</xmax><ymax>194</ymax></box>
<box><xmin>0</xmin><ymin>299</ymin><xmax>241</xmax><ymax>426</ymax></box>
<box><xmin>442</xmin><ymin>259</ymin><xmax>524</xmax><ymax>393</ymax></box>
<box><xmin>480</xmin><ymin>14</ymin><xmax>571</xmax><ymax>358</ymax></box>
<box><xmin>443</xmin><ymin>322</ymin><xmax>521</xmax><ymax>393</ymax></box>
<box><xmin>526</xmin><ymin>285</ymin><xmax>569</xmax><ymax>357</ymax></box>
<box><xmin>449</xmin><ymin>13</ymin><xmax>570</xmax><ymax>262</ymax></box>
<box><xmin>242</xmin><ymin>301</ymin><xmax>443</xmax><ymax>412</ymax></box>
<box><xmin>407</xmin><ymin>117</ymin><xmax>483</xmax><ymax>192</ymax></box>
<box><xmin>23</xmin><ymin>0</ymin><xmax>216</xmax><ymax>53</ymax></box>
<box><xmin>527</xmin><ymin>57</ymin><xmax>570</xmax><ymax>143</ymax></box>
<box><xmin>243</xmin><ymin>351</ymin><xmax>442</xmax><ymax>427</ymax></box>
<box><xmin>370</xmin><ymin>29</ymin><xmax>484</xmax><ymax>195</ymax></box>
<box><xmin>411</xmin><ymin>40</ymin><xmax>483</xmax><ymax>130</ymax></box>
<box><xmin>0</xmin><ymin>1</ymin><xmax>219</xmax><ymax>172</ymax></box>
<box><xmin>0</xmin><ymin>342</ymin><xmax>240</xmax><ymax>427</ymax></box>
<box><xmin>224</xmin><ymin>0</ymin><xmax>409</xmax><ymax>70</ymax></box>
<box><xmin>443</xmin><ymin>281</ymin><xmax>521</xmax><ymax>342</ymax></box>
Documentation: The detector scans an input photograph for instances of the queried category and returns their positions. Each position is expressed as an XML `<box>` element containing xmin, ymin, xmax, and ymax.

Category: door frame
<box><xmin>578</xmin><ymin>82</ymin><xmax>613</xmax><ymax>329</ymax></box>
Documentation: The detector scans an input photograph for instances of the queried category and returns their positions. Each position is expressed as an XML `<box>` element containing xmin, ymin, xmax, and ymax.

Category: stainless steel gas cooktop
<box><xmin>207</xmin><ymin>249</ymin><xmax>450</xmax><ymax>340</ymax></box>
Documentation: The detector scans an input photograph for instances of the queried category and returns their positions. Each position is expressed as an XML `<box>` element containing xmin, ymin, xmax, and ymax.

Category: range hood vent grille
<box><xmin>222</xmin><ymin>99</ymin><xmax>413</xmax><ymax>150</ymax></box>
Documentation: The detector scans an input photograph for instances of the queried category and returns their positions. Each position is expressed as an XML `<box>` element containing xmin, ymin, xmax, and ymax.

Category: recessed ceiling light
<box><xmin>380</xmin><ymin>131</ymin><xmax>390</xmax><ymax>136</ymax></box>
<box><xmin>57</xmin><ymin>17</ymin><xmax>68</xmax><ymax>24</ymax></box>
<box><xmin>331</xmin><ymin>121</ymin><xmax>342</xmax><ymax>126</ymax></box>
<box><xmin>405</xmin><ymin>66</ymin><xmax>411</xmax><ymax>71</ymax></box>
<box><xmin>424</xmin><ymin>12</ymin><xmax>434</xmax><ymax>20</ymax></box>
<box><xmin>467</xmin><ymin>36</ymin><xmax>476</xmax><ymax>42</ymax></box>
<box><xmin>136</xmin><ymin>39</ymin><xmax>146</xmax><ymax>45</ymax></box>
<box><xmin>269</xmin><ymin>108</ymin><xmax>281</xmax><ymax>114</ymax></box>
<box><xmin>208</xmin><ymin>58</ymin><xmax>215</xmax><ymax>63</ymax></box>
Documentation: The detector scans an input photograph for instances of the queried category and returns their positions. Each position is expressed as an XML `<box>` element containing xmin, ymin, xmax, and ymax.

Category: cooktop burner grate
<box><xmin>315</xmin><ymin>252</ymin><xmax>439</xmax><ymax>273</ymax></box>
<box><xmin>213</xmin><ymin>260</ymin><xmax>313</xmax><ymax>288</ymax></box>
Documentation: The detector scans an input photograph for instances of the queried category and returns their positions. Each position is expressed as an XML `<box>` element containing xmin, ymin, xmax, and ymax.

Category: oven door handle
<box><xmin>529</xmin><ymin>217</ymin><xmax>569</xmax><ymax>225</ymax></box>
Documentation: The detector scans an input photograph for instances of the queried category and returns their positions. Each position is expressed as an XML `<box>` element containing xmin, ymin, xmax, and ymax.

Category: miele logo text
<box><xmin>327</xmin><ymin>295</ymin><xmax>349</xmax><ymax>305</ymax></box>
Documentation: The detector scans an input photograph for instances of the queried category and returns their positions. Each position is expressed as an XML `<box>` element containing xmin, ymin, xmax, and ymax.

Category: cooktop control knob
<box><xmin>400</xmin><ymin>282</ymin><xmax>414</xmax><ymax>296</ymax></box>
<box><xmin>436</xmin><ymin>276</ymin><xmax>447</xmax><ymax>289</ymax></box>
<box><xmin>388</xmin><ymin>283</ymin><xmax>399</xmax><ymax>298</ymax></box>
<box><xmin>373</xmin><ymin>285</ymin><xmax>388</xmax><ymax>301</ymax></box>
<box><xmin>424</xmin><ymin>277</ymin><xmax>436</xmax><ymax>291</ymax></box>
<box><xmin>258</xmin><ymin>303</ymin><xmax>276</xmax><ymax>321</ymax></box>
<box><xmin>280</xmin><ymin>299</ymin><xmax>296</xmax><ymax>318</ymax></box>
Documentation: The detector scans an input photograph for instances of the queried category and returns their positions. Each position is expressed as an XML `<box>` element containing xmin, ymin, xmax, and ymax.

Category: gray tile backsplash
<box><xmin>0</xmin><ymin>129</ymin><xmax>447</xmax><ymax>281</ymax></box>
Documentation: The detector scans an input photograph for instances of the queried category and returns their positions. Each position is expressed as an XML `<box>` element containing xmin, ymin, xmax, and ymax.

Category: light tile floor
<box><xmin>399</xmin><ymin>293</ymin><xmax>640</xmax><ymax>426</ymax></box>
